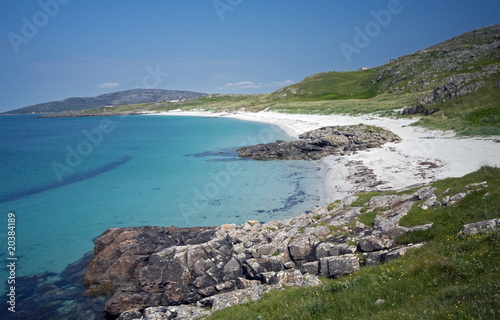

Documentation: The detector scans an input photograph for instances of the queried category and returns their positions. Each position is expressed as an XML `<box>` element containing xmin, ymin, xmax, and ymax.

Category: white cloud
<box><xmin>217</xmin><ymin>79</ymin><xmax>294</xmax><ymax>91</ymax></box>
<box><xmin>218</xmin><ymin>81</ymin><xmax>261</xmax><ymax>90</ymax></box>
<box><xmin>98</xmin><ymin>82</ymin><xmax>120</xmax><ymax>89</ymax></box>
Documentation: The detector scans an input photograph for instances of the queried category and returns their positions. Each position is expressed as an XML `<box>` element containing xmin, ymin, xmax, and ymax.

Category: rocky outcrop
<box><xmin>374</xmin><ymin>25</ymin><xmax>500</xmax><ymax>93</ymax></box>
<box><xmin>459</xmin><ymin>218</ymin><xmax>500</xmax><ymax>236</ymax></box>
<box><xmin>237</xmin><ymin>124</ymin><xmax>401</xmax><ymax>160</ymax></box>
<box><xmin>84</xmin><ymin>226</ymin><xmax>217</xmax><ymax>315</ymax></box>
<box><xmin>401</xmin><ymin>63</ymin><xmax>500</xmax><ymax>115</ymax></box>
<box><xmin>82</xmin><ymin>179</ymin><xmax>490</xmax><ymax>319</ymax></box>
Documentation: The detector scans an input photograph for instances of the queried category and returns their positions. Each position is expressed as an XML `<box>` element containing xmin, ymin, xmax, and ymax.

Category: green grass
<box><xmin>170</xmin><ymin>94</ymin><xmax>266</xmax><ymax>112</ymax></box>
<box><xmin>207</xmin><ymin>166</ymin><xmax>500</xmax><ymax>320</ymax></box>
<box><xmin>266</xmin><ymin>92</ymin><xmax>424</xmax><ymax>116</ymax></box>
<box><xmin>397</xmin><ymin>166</ymin><xmax>499</xmax><ymax>244</ymax></box>
<box><xmin>265</xmin><ymin>70</ymin><xmax>380</xmax><ymax>102</ymax></box>
<box><xmin>358</xmin><ymin>211</ymin><xmax>378</xmax><ymax>227</ymax></box>
<box><xmin>411</xmin><ymin>75</ymin><xmax>500</xmax><ymax>136</ymax></box>
<box><xmin>348</xmin><ymin>192</ymin><xmax>382</xmax><ymax>207</ymax></box>
<box><xmin>465</xmin><ymin>107</ymin><xmax>500</xmax><ymax>126</ymax></box>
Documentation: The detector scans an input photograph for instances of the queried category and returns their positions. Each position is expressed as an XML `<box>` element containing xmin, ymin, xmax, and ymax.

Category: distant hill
<box><xmin>2</xmin><ymin>89</ymin><xmax>206</xmax><ymax>115</ymax></box>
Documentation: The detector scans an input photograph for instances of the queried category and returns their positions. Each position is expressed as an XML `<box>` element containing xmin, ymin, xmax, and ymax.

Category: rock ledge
<box><xmin>237</xmin><ymin>124</ymin><xmax>401</xmax><ymax>160</ymax></box>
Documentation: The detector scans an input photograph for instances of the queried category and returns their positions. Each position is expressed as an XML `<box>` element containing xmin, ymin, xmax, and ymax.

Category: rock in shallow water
<box><xmin>237</xmin><ymin>124</ymin><xmax>401</xmax><ymax>160</ymax></box>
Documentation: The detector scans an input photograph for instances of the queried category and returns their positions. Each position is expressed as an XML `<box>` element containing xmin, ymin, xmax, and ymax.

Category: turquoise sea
<box><xmin>0</xmin><ymin>115</ymin><xmax>323</xmax><ymax>290</ymax></box>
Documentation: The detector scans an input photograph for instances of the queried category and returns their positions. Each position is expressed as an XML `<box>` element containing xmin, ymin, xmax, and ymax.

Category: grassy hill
<box><xmin>207</xmin><ymin>166</ymin><xmax>500</xmax><ymax>320</ymax></box>
<box><xmin>265</xmin><ymin>70</ymin><xmax>379</xmax><ymax>101</ymax></box>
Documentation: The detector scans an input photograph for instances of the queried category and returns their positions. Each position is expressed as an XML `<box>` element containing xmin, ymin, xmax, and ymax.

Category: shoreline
<box><xmin>8</xmin><ymin>111</ymin><xmax>498</xmax><ymax>318</ymax></box>
<box><xmin>153</xmin><ymin>110</ymin><xmax>500</xmax><ymax>203</ymax></box>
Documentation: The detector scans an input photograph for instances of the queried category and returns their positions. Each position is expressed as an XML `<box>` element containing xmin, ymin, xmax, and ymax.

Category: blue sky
<box><xmin>0</xmin><ymin>0</ymin><xmax>499</xmax><ymax>112</ymax></box>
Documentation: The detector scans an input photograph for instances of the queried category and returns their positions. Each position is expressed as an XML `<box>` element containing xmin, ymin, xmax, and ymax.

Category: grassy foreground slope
<box><xmin>207</xmin><ymin>166</ymin><xmax>500</xmax><ymax>320</ymax></box>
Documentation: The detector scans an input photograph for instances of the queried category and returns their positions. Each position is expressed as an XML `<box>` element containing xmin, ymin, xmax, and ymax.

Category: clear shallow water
<box><xmin>0</xmin><ymin>115</ymin><xmax>323</xmax><ymax>282</ymax></box>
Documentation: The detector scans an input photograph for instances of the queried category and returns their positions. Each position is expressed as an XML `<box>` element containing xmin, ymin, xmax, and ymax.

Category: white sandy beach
<box><xmin>156</xmin><ymin>110</ymin><xmax>500</xmax><ymax>204</ymax></box>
